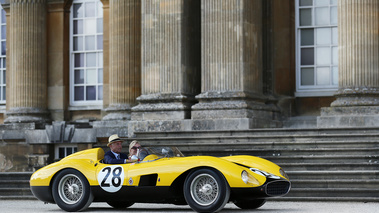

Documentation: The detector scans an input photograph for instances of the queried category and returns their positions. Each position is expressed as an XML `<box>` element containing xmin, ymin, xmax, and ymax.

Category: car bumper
<box><xmin>30</xmin><ymin>186</ymin><xmax>54</xmax><ymax>203</ymax></box>
<box><xmin>231</xmin><ymin>179</ymin><xmax>291</xmax><ymax>200</ymax></box>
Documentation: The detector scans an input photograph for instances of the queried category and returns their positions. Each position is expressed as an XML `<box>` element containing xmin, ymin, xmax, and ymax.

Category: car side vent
<box><xmin>139</xmin><ymin>174</ymin><xmax>158</xmax><ymax>187</ymax></box>
<box><xmin>265</xmin><ymin>180</ymin><xmax>291</xmax><ymax>196</ymax></box>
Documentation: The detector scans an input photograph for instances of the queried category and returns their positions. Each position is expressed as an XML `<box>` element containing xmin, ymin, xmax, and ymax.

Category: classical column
<box><xmin>46</xmin><ymin>1</ymin><xmax>71</xmax><ymax>121</ymax></box>
<box><xmin>102</xmin><ymin>0</ymin><xmax>141</xmax><ymax>120</ymax></box>
<box><xmin>191</xmin><ymin>0</ymin><xmax>279</xmax><ymax>129</ymax></box>
<box><xmin>131</xmin><ymin>0</ymin><xmax>201</xmax><ymax>121</ymax></box>
<box><xmin>5</xmin><ymin>0</ymin><xmax>50</xmax><ymax>123</ymax></box>
<box><xmin>318</xmin><ymin>0</ymin><xmax>379</xmax><ymax>127</ymax></box>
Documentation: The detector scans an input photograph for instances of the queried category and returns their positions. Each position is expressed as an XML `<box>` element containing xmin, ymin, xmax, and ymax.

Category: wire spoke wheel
<box><xmin>52</xmin><ymin>169</ymin><xmax>93</xmax><ymax>212</ymax></box>
<box><xmin>58</xmin><ymin>174</ymin><xmax>84</xmax><ymax>205</ymax></box>
<box><xmin>184</xmin><ymin>169</ymin><xmax>230</xmax><ymax>213</ymax></box>
<box><xmin>190</xmin><ymin>174</ymin><xmax>219</xmax><ymax>206</ymax></box>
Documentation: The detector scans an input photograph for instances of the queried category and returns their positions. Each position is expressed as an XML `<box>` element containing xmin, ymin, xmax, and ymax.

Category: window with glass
<box><xmin>296</xmin><ymin>0</ymin><xmax>338</xmax><ymax>96</ymax></box>
<box><xmin>56</xmin><ymin>145</ymin><xmax>78</xmax><ymax>159</ymax></box>
<box><xmin>70</xmin><ymin>0</ymin><xmax>103</xmax><ymax>105</ymax></box>
<box><xmin>0</xmin><ymin>8</ymin><xmax>6</xmax><ymax>103</ymax></box>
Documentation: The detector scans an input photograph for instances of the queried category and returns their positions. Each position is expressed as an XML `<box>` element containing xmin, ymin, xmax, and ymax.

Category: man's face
<box><xmin>110</xmin><ymin>141</ymin><xmax>123</xmax><ymax>154</ymax></box>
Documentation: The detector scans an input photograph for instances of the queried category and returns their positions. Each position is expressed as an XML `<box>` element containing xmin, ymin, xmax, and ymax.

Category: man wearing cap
<box><xmin>103</xmin><ymin>134</ymin><xmax>129</xmax><ymax>164</ymax></box>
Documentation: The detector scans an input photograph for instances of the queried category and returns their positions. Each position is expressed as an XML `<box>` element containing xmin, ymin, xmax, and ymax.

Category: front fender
<box><xmin>221</xmin><ymin>155</ymin><xmax>288</xmax><ymax>180</ymax></box>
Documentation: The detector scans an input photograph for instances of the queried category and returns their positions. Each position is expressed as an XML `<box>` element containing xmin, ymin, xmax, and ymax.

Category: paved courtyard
<box><xmin>0</xmin><ymin>200</ymin><xmax>377</xmax><ymax>213</ymax></box>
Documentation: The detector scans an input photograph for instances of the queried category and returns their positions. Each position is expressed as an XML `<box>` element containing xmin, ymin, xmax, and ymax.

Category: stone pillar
<box><xmin>318</xmin><ymin>0</ymin><xmax>379</xmax><ymax>127</ymax></box>
<box><xmin>100</xmin><ymin>0</ymin><xmax>109</xmax><ymax>114</ymax></box>
<box><xmin>46</xmin><ymin>0</ymin><xmax>71</xmax><ymax>121</ymax></box>
<box><xmin>191</xmin><ymin>0</ymin><xmax>279</xmax><ymax>129</ymax></box>
<box><xmin>102</xmin><ymin>0</ymin><xmax>141</xmax><ymax>121</ymax></box>
<box><xmin>5</xmin><ymin>0</ymin><xmax>50</xmax><ymax>123</ymax></box>
<box><xmin>131</xmin><ymin>0</ymin><xmax>201</xmax><ymax>121</ymax></box>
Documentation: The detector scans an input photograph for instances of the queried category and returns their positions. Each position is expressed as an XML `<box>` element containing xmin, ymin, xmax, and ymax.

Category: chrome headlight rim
<box><xmin>279</xmin><ymin>168</ymin><xmax>289</xmax><ymax>180</ymax></box>
<box><xmin>250</xmin><ymin>168</ymin><xmax>281</xmax><ymax>180</ymax></box>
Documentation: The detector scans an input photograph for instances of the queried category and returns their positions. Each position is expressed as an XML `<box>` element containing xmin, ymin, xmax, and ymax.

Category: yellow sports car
<box><xmin>30</xmin><ymin>147</ymin><xmax>290</xmax><ymax>212</ymax></box>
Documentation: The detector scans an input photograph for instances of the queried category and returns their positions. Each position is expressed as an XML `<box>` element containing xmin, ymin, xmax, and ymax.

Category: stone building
<box><xmin>0</xmin><ymin>0</ymin><xmax>378</xmax><ymax>172</ymax></box>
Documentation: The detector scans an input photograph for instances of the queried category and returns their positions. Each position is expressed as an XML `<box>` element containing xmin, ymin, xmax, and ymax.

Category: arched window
<box><xmin>295</xmin><ymin>0</ymin><xmax>338</xmax><ymax>97</ymax></box>
<box><xmin>70</xmin><ymin>0</ymin><xmax>103</xmax><ymax>106</ymax></box>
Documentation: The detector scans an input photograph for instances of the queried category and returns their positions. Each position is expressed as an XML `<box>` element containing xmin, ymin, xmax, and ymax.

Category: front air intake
<box><xmin>265</xmin><ymin>180</ymin><xmax>291</xmax><ymax>196</ymax></box>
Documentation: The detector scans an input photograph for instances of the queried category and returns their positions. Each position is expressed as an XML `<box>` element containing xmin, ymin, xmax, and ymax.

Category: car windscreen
<box><xmin>140</xmin><ymin>147</ymin><xmax>184</xmax><ymax>159</ymax></box>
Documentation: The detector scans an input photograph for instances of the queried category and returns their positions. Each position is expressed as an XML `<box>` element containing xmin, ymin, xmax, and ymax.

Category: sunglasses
<box><xmin>131</xmin><ymin>146</ymin><xmax>141</xmax><ymax>150</ymax></box>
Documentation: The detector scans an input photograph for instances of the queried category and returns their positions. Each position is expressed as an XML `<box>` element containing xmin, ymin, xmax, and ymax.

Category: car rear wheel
<box><xmin>234</xmin><ymin>199</ymin><xmax>266</xmax><ymax>209</ymax></box>
<box><xmin>184</xmin><ymin>168</ymin><xmax>230</xmax><ymax>213</ymax></box>
<box><xmin>52</xmin><ymin>169</ymin><xmax>93</xmax><ymax>212</ymax></box>
<box><xmin>106</xmin><ymin>201</ymin><xmax>134</xmax><ymax>209</ymax></box>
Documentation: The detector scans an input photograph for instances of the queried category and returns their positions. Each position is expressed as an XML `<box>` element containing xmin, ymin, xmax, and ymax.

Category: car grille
<box><xmin>266</xmin><ymin>180</ymin><xmax>291</xmax><ymax>196</ymax></box>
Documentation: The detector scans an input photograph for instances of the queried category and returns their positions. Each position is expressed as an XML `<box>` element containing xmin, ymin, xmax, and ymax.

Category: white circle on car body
<box><xmin>97</xmin><ymin>165</ymin><xmax>124</xmax><ymax>193</ymax></box>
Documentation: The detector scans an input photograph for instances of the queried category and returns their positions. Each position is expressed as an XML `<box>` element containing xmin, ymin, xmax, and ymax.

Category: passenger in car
<box><xmin>128</xmin><ymin>140</ymin><xmax>142</xmax><ymax>161</ymax></box>
<box><xmin>103</xmin><ymin>134</ymin><xmax>129</xmax><ymax>164</ymax></box>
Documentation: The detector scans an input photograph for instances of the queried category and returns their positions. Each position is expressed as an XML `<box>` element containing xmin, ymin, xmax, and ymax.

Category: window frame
<box><xmin>295</xmin><ymin>0</ymin><xmax>338</xmax><ymax>97</ymax></box>
<box><xmin>69</xmin><ymin>0</ymin><xmax>104</xmax><ymax>106</ymax></box>
<box><xmin>0</xmin><ymin>8</ymin><xmax>6</xmax><ymax>104</ymax></box>
<box><xmin>55</xmin><ymin>144</ymin><xmax>78</xmax><ymax>160</ymax></box>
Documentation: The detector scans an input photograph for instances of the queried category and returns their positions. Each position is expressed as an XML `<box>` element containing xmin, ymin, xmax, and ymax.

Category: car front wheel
<box><xmin>184</xmin><ymin>168</ymin><xmax>230</xmax><ymax>213</ymax></box>
<box><xmin>52</xmin><ymin>169</ymin><xmax>94</xmax><ymax>212</ymax></box>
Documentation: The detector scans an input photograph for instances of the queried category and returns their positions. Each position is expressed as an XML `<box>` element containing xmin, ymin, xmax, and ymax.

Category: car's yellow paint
<box><xmin>222</xmin><ymin>155</ymin><xmax>289</xmax><ymax>180</ymax></box>
<box><xmin>30</xmin><ymin>148</ymin><xmax>104</xmax><ymax>186</ymax></box>
<box><xmin>30</xmin><ymin>148</ymin><xmax>285</xmax><ymax>190</ymax></box>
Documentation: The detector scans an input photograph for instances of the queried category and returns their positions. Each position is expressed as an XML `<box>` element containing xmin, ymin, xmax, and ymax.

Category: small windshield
<box><xmin>138</xmin><ymin>147</ymin><xmax>184</xmax><ymax>162</ymax></box>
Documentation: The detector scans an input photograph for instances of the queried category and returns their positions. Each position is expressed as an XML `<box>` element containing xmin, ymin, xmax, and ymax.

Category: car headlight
<box><xmin>241</xmin><ymin>170</ymin><xmax>249</xmax><ymax>184</ymax></box>
<box><xmin>280</xmin><ymin>168</ymin><xmax>289</xmax><ymax>180</ymax></box>
<box><xmin>241</xmin><ymin>170</ymin><xmax>259</xmax><ymax>185</ymax></box>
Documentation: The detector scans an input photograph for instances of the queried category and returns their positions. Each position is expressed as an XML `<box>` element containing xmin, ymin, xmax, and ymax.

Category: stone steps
<box><xmin>0</xmin><ymin>180</ymin><xmax>30</xmax><ymax>188</ymax></box>
<box><xmin>142</xmin><ymin>139</ymin><xmax>379</xmax><ymax>149</ymax></box>
<box><xmin>0</xmin><ymin>172</ymin><xmax>34</xmax><ymax>200</ymax></box>
<box><xmin>291</xmin><ymin>179</ymin><xmax>379</xmax><ymax>188</ymax></box>
<box><xmin>287</xmin><ymin>171</ymin><xmax>379</xmax><ymax>180</ymax></box>
<box><xmin>265</xmin><ymin>155</ymin><xmax>379</xmax><ymax>164</ymax></box>
<box><xmin>134</xmin><ymin>127</ymin><xmax>379</xmax><ymax>138</ymax></box>
<box><xmin>279</xmin><ymin>162</ymin><xmax>378</xmax><ymax>171</ymax></box>
<box><xmin>178</xmin><ymin>148</ymin><xmax>379</xmax><ymax>157</ymax></box>
<box><xmin>0</xmin><ymin>188</ymin><xmax>33</xmax><ymax>196</ymax></box>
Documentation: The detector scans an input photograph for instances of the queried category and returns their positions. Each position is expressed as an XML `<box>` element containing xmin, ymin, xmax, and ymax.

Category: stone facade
<box><xmin>0</xmin><ymin>0</ymin><xmax>376</xmax><ymax>171</ymax></box>
<box><xmin>317</xmin><ymin>0</ymin><xmax>379</xmax><ymax>127</ymax></box>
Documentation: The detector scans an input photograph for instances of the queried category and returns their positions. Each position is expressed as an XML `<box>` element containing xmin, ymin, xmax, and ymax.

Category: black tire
<box><xmin>52</xmin><ymin>169</ymin><xmax>94</xmax><ymax>212</ymax></box>
<box><xmin>234</xmin><ymin>199</ymin><xmax>266</xmax><ymax>209</ymax></box>
<box><xmin>106</xmin><ymin>201</ymin><xmax>134</xmax><ymax>209</ymax></box>
<box><xmin>184</xmin><ymin>168</ymin><xmax>230</xmax><ymax>213</ymax></box>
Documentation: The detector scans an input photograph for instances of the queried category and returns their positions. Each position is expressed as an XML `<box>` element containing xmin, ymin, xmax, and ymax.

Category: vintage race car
<box><xmin>30</xmin><ymin>147</ymin><xmax>290</xmax><ymax>212</ymax></box>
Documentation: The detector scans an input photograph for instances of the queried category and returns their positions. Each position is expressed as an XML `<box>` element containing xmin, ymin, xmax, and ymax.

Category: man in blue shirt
<box><xmin>103</xmin><ymin>134</ymin><xmax>129</xmax><ymax>164</ymax></box>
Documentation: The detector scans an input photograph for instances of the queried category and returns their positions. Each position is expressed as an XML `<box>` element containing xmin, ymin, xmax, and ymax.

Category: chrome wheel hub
<box><xmin>190</xmin><ymin>174</ymin><xmax>219</xmax><ymax>206</ymax></box>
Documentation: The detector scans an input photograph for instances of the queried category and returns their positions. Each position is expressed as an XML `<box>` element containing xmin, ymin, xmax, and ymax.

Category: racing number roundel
<box><xmin>97</xmin><ymin>165</ymin><xmax>124</xmax><ymax>193</ymax></box>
